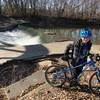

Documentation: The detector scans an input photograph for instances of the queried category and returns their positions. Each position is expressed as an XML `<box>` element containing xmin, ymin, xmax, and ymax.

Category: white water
<box><xmin>0</xmin><ymin>29</ymin><xmax>41</xmax><ymax>46</ymax></box>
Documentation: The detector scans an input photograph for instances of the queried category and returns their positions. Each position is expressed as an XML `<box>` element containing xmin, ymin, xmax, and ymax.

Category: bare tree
<box><xmin>0</xmin><ymin>0</ymin><xmax>1</xmax><ymax>15</ymax></box>
<box><xmin>1</xmin><ymin>0</ymin><xmax>100</xmax><ymax>19</ymax></box>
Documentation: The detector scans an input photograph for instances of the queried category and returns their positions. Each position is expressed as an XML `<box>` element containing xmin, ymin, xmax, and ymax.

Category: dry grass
<box><xmin>18</xmin><ymin>86</ymin><xmax>100</xmax><ymax>100</ymax></box>
<box><xmin>0</xmin><ymin>59</ymin><xmax>100</xmax><ymax>100</ymax></box>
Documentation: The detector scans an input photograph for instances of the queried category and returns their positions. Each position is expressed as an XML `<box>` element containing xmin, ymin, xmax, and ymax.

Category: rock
<box><xmin>0</xmin><ymin>16</ymin><xmax>18</xmax><ymax>32</ymax></box>
<box><xmin>44</xmin><ymin>32</ymin><xmax>56</xmax><ymax>35</ymax></box>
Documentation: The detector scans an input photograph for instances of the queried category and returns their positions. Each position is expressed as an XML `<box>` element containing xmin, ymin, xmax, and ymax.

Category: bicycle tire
<box><xmin>45</xmin><ymin>64</ymin><xmax>67</xmax><ymax>87</ymax></box>
<box><xmin>89</xmin><ymin>72</ymin><xmax>100</xmax><ymax>93</ymax></box>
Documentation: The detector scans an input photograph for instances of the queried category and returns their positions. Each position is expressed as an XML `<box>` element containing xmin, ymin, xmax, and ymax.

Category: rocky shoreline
<box><xmin>0</xmin><ymin>56</ymin><xmax>100</xmax><ymax>100</ymax></box>
<box><xmin>0</xmin><ymin>16</ymin><xmax>100</xmax><ymax>32</ymax></box>
<box><xmin>0</xmin><ymin>16</ymin><xmax>18</xmax><ymax>32</ymax></box>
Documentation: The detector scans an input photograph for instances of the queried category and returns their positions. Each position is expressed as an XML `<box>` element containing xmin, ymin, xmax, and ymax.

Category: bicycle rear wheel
<box><xmin>45</xmin><ymin>65</ymin><xmax>67</xmax><ymax>87</ymax></box>
<box><xmin>89</xmin><ymin>72</ymin><xmax>100</xmax><ymax>93</ymax></box>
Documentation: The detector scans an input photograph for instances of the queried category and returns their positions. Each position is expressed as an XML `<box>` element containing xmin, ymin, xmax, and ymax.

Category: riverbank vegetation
<box><xmin>0</xmin><ymin>0</ymin><xmax>100</xmax><ymax>29</ymax></box>
<box><xmin>0</xmin><ymin>0</ymin><xmax>100</xmax><ymax>19</ymax></box>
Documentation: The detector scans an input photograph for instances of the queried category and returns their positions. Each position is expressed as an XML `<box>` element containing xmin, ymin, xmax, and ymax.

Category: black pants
<box><xmin>72</xmin><ymin>59</ymin><xmax>87</xmax><ymax>78</ymax></box>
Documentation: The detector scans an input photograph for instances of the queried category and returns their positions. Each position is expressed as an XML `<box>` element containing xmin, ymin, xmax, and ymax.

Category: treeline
<box><xmin>0</xmin><ymin>0</ymin><xmax>100</xmax><ymax>19</ymax></box>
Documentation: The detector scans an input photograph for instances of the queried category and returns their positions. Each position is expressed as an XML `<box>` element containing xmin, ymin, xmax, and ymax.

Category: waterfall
<box><xmin>0</xmin><ymin>29</ymin><xmax>41</xmax><ymax>46</ymax></box>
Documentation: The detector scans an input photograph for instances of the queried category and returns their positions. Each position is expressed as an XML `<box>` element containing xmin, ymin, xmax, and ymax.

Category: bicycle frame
<box><xmin>45</xmin><ymin>55</ymin><xmax>100</xmax><ymax>90</ymax></box>
<box><xmin>62</xmin><ymin>58</ymin><xmax>100</xmax><ymax>82</ymax></box>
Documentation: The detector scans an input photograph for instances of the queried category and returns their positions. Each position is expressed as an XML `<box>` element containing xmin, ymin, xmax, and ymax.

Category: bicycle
<box><xmin>45</xmin><ymin>54</ymin><xmax>100</xmax><ymax>93</ymax></box>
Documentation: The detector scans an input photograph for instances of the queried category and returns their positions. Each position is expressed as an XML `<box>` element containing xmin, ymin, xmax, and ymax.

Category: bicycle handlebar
<box><xmin>89</xmin><ymin>53</ymin><xmax>100</xmax><ymax>62</ymax></box>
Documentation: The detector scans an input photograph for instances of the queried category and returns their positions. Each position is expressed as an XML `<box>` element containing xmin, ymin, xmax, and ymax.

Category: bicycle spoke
<box><xmin>89</xmin><ymin>72</ymin><xmax>100</xmax><ymax>93</ymax></box>
<box><xmin>45</xmin><ymin>65</ymin><xmax>66</xmax><ymax>87</ymax></box>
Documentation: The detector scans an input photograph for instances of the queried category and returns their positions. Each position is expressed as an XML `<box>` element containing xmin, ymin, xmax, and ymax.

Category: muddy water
<box><xmin>0</xmin><ymin>25</ymin><xmax>100</xmax><ymax>46</ymax></box>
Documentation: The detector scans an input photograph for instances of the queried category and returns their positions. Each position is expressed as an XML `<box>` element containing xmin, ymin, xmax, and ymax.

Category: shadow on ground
<box><xmin>0</xmin><ymin>43</ymin><xmax>49</xmax><ymax>87</ymax></box>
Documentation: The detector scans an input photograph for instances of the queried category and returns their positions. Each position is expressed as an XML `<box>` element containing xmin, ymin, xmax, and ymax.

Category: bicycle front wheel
<box><xmin>89</xmin><ymin>72</ymin><xmax>100</xmax><ymax>93</ymax></box>
<box><xmin>45</xmin><ymin>65</ymin><xmax>66</xmax><ymax>87</ymax></box>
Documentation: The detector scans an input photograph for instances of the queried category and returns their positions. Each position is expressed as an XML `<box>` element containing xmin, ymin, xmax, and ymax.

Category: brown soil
<box><xmin>0</xmin><ymin>57</ymin><xmax>100</xmax><ymax>100</ymax></box>
<box><xmin>0</xmin><ymin>57</ymin><xmax>59</xmax><ymax>87</ymax></box>
<box><xmin>0</xmin><ymin>16</ymin><xmax>18</xmax><ymax>32</ymax></box>
<box><xmin>0</xmin><ymin>60</ymin><xmax>38</xmax><ymax>87</ymax></box>
<box><xmin>18</xmin><ymin>87</ymin><xmax>100</xmax><ymax>100</ymax></box>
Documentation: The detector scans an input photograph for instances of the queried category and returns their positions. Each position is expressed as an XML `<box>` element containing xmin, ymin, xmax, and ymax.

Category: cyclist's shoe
<box><xmin>70</xmin><ymin>79</ymin><xmax>80</xmax><ymax>87</ymax></box>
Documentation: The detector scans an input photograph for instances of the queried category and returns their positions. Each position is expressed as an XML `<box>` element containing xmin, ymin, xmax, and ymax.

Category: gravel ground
<box><xmin>0</xmin><ymin>58</ymin><xmax>100</xmax><ymax>100</ymax></box>
<box><xmin>18</xmin><ymin>86</ymin><xmax>100</xmax><ymax>100</ymax></box>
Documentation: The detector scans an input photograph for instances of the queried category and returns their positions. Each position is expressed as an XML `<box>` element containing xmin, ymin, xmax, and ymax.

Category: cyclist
<box><xmin>71</xmin><ymin>28</ymin><xmax>92</xmax><ymax>84</ymax></box>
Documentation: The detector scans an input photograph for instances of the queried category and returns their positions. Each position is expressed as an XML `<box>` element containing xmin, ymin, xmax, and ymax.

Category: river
<box><xmin>0</xmin><ymin>25</ymin><xmax>100</xmax><ymax>45</ymax></box>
